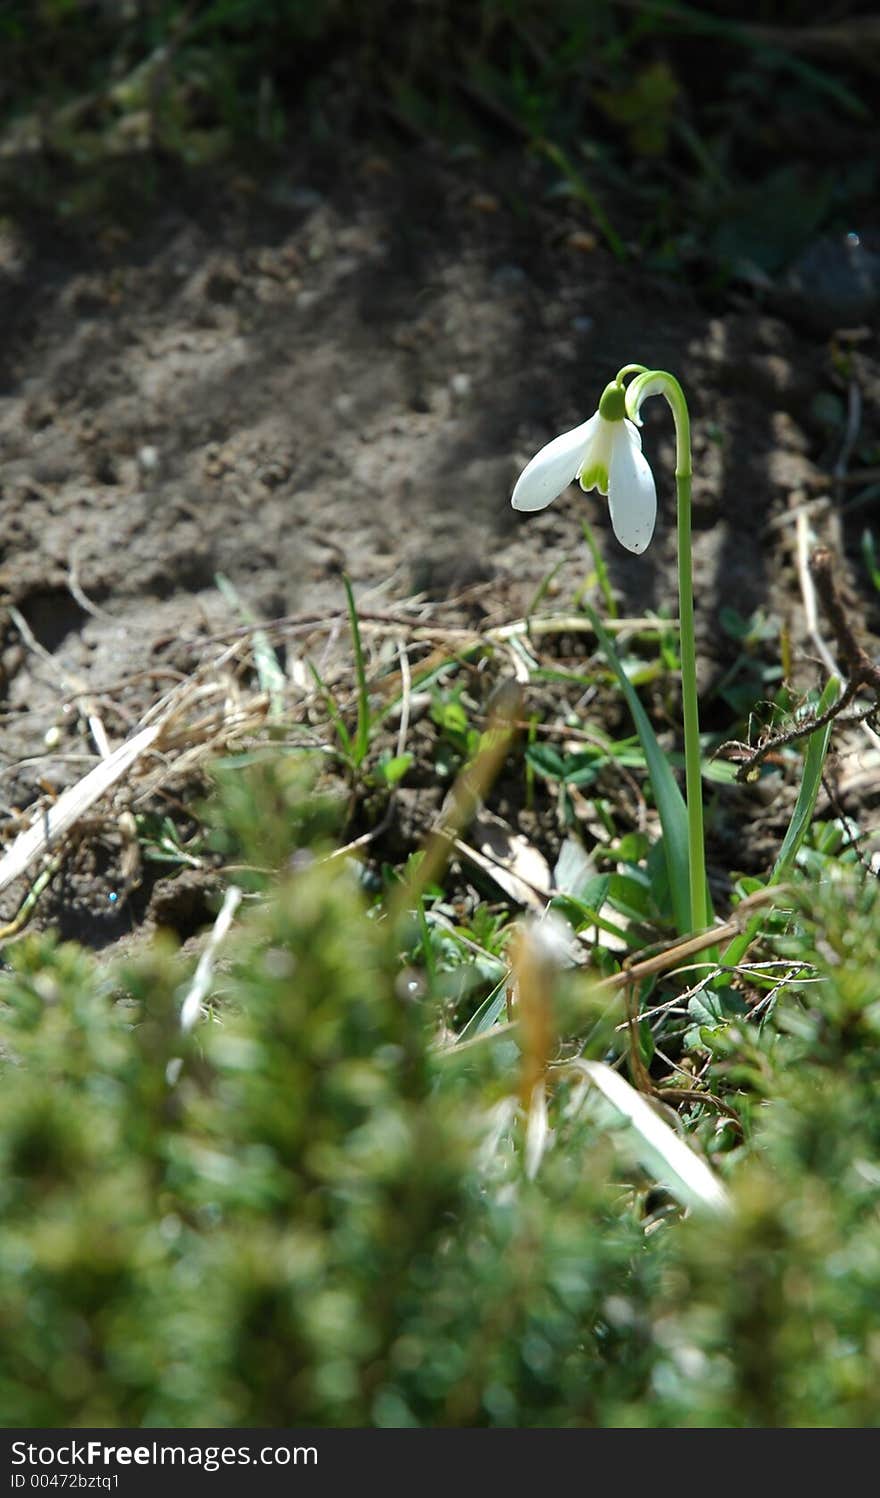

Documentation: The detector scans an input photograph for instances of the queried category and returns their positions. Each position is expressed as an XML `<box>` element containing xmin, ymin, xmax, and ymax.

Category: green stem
<box><xmin>676</xmin><ymin>468</ymin><xmax>708</xmax><ymax>931</ymax></box>
<box><xmin>614</xmin><ymin>363</ymin><xmax>649</xmax><ymax>384</ymax></box>
<box><xmin>623</xmin><ymin>368</ymin><xmax>708</xmax><ymax>932</ymax></box>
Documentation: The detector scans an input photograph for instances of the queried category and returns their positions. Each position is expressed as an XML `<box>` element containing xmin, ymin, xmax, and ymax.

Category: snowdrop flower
<box><xmin>509</xmin><ymin>359</ymin><xmax>709</xmax><ymax>939</ymax></box>
<box><xmin>511</xmin><ymin>381</ymin><xmax>657</xmax><ymax>554</ymax></box>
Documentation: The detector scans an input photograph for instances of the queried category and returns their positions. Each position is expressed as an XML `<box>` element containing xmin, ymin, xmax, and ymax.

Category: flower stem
<box><xmin>624</xmin><ymin>369</ymin><xmax>708</xmax><ymax>932</ymax></box>
<box><xmin>676</xmin><ymin>468</ymin><xmax>708</xmax><ymax>932</ymax></box>
<box><xmin>614</xmin><ymin>363</ymin><xmax>649</xmax><ymax>384</ymax></box>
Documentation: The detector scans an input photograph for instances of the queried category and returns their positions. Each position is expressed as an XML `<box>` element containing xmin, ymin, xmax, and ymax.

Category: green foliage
<box><xmin>583</xmin><ymin>603</ymin><xmax>693</xmax><ymax>935</ymax></box>
<box><xmin>722</xmin><ymin>675</ymin><xmax>840</xmax><ymax>969</ymax></box>
<box><xmin>641</xmin><ymin>871</ymin><xmax>880</xmax><ymax>1428</ymax></box>
<box><xmin>3</xmin><ymin>2</ymin><xmax>873</xmax><ymax>278</ymax></box>
<box><xmin>0</xmin><ymin>864</ymin><xmax>468</xmax><ymax>1426</ymax></box>
<box><xmin>596</xmin><ymin>61</ymin><xmax>680</xmax><ymax>157</ymax></box>
<box><xmin>4</xmin><ymin>750</ymin><xmax>880</xmax><ymax>1426</ymax></box>
<box><xmin>203</xmin><ymin>750</ymin><xmax>345</xmax><ymax>885</ymax></box>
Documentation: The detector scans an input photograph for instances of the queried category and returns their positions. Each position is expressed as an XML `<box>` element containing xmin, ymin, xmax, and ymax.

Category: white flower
<box><xmin>511</xmin><ymin>384</ymin><xmax>657</xmax><ymax>554</ymax></box>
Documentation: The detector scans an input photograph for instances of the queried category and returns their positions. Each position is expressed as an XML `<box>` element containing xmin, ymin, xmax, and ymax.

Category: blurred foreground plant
<box><xmin>2</xmin><ymin>765</ymin><xmax>880</xmax><ymax>1427</ymax></box>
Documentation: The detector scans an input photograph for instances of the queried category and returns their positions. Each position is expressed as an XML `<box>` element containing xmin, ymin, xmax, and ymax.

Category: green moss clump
<box><xmin>4</xmin><ymin>844</ymin><xmax>880</xmax><ymax>1425</ymax></box>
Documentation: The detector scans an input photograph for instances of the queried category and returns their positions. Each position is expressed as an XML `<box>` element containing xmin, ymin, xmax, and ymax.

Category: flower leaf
<box><xmin>584</xmin><ymin>604</ymin><xmax>692</xmax><ymax>935</ymax></box>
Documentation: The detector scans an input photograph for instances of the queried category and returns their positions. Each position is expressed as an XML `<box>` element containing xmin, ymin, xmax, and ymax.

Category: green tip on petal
<box><xmin>597</xmin><ymin>382</ymin><xmax>626</xmax><ymax>422</ymax></box>
<box><xmin>578</xmin><ymin>462</ymin><xmax>609</xmax><ymax>495</ymax></box>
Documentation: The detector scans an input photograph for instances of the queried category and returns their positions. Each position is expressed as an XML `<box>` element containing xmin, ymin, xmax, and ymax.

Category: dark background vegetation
<box><xmin>1</xmin><ymin>0</ymin><xmax>877</xmax><ymax>284</ymax></box>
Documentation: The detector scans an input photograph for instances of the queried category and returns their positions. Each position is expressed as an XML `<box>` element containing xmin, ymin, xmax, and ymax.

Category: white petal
<box><xmin>576</xmin><ymin>413</ymin><xmax>615</xmax><ymax>495</ymax></box>
<box><xmin>608</xmin><ymin>425</ymin><xmax>657</xmax><ymax>554</ymax></box>
<box><xmin>511</xmin><ymin>414</ymin><xmax>598</xmax><ymax>512</ymax></box>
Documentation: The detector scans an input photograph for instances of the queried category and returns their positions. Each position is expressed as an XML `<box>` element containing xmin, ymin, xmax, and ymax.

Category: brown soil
<box><xmin>1</xmin><ymin>145</ymin><xmax>877</xmax><ymax>950</ymax></box>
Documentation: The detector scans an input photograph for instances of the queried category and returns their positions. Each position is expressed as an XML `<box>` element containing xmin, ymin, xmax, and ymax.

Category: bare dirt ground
<box><xmin>0</xmin><ymin>143</ymin><xmax>877</xmax><ymax>950</ymax></box>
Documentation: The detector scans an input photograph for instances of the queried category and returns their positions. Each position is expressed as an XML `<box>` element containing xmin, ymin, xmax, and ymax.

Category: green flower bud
<box><xmin>597</xmin><ymin>382</ymin><xmax>626</xmax><ymax>422</ymax></box>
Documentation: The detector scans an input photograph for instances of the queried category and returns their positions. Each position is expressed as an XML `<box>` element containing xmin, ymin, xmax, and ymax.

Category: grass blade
<box><xmin>772</xmin><ymin>677</ymin><xmax>840</xmax><ymax>876</ymax></box>
<box><xmin>541</xmin><ymin>141</ymin><xmax>627</xmax><ymax>261</ymax></box>
<box><xmin>215</xmin><ymin>572</ymin><xmax>286</xmax><ymax>718</ymax></box>
<box><xmin>457</xmin><ymin>977</ymin><xmax>510</xmax><ymax>1042</ymax></box>
<box><xmin>343</xmin><ymin>574</ymin><xmax>371</xmax><ymax>768</ymax></box>
<box><xmin>584</xmin><ymin>605</ymin><xmax>692</xmax><ymax>934</ymax></box>
<box><xmin>307</xmin><ymin>658</ymin><xmax>353</xmax><ymax>761</ymax></box>
<box><xmin>575</xmin><ymin>1059</ymin><xmax>730</xmax><ymax>1215</ymax></box>
<box><xmin>723</xmin><ymin>675</ymin><xmax>839</xmax><ymax>967</ymax></box>
<box><xmin>576</xmin><ymin>518</ymin><xmax>618</xmax><ymax>619</ymax></box>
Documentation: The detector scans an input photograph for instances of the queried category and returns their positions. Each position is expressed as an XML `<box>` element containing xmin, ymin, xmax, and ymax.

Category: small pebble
<box><xmin>138</xmin><ymin>444</ymin><xmax>160</xmax><ymax>474</ymax></box>
<box><xmin>290</xmin><ymin>186</ymin><xmax>324</xmax><ymax>208</ymax></box>
<box><xmin>491</xmin><ymin>263</ymin><xmax>527</xmax><ymax>291</ymax></box>
<box><xmin>566</xmin><ymin>229</ymin><xmax>598</xmax><ymax>253</ymax></box>
<box><xmin>783</xmin><ymin>232</ymin><xmax>880</xmax><ymax>333</ymax></box>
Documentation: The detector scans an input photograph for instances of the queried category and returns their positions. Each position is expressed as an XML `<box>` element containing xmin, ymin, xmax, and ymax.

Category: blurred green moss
<box><xmin>3</xmin><ymin>788</ymin><xmax>880</xmax><ymax>1425</ymax></box>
